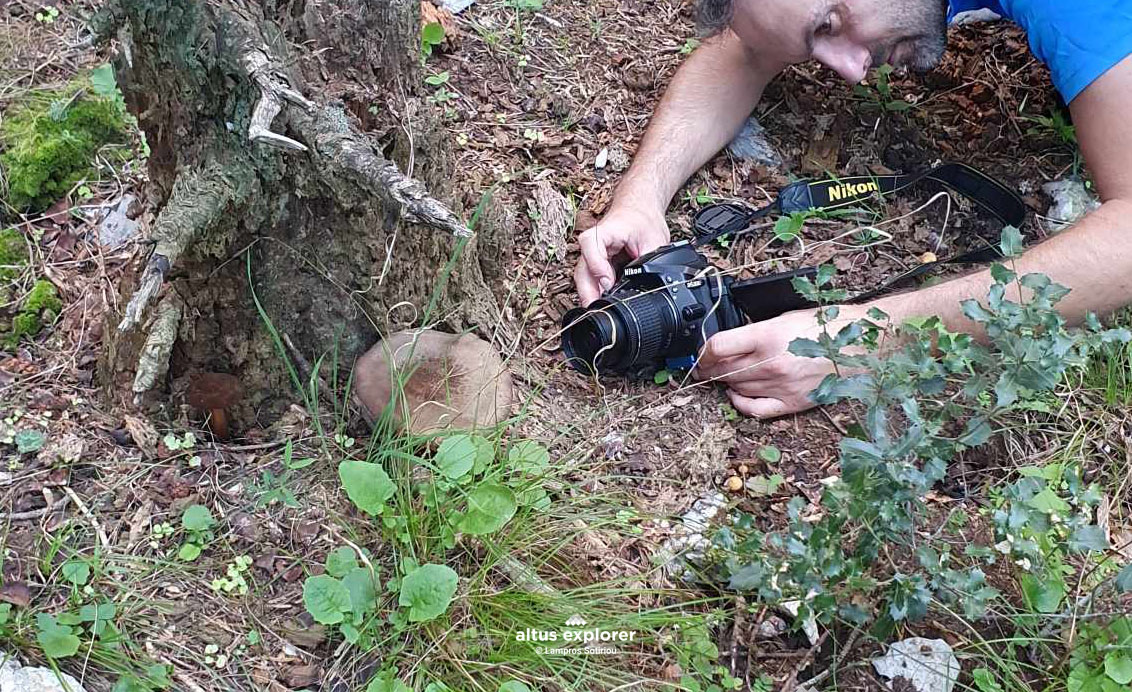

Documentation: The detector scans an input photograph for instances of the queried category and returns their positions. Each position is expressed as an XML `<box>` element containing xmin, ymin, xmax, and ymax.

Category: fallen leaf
<box><xmin>0</xmin><ymin>581</ymin><xmax>31</xmax><ymax>607</ymax></box>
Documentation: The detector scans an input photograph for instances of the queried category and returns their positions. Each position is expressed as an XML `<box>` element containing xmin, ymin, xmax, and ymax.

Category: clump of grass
<box><xmin>1</xmin><ymin>75</ymin><xmax>128</xmax><ymax>212</ymax></box>
<box><xmin>3</xmin><ymin>278</ymin><xmax>61</xmax><ymax>348</ymax></box>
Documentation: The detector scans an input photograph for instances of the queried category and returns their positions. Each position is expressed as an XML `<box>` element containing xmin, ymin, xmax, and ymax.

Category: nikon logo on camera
<box><xmin>826</xmin><ymin>180</ymin><xmax>880</xmax><ymax>202</ymax></box>
<box><xmin>624</xmin><ymin>267</ymin><xmax>643</xmax><ymax>276</ymax></box>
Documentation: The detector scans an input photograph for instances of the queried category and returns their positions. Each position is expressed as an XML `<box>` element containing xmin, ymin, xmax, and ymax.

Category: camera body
<box><xmin>561</xmin><ymin>240</ymin><xmax>814</xmax><ymax>378</ymax></box>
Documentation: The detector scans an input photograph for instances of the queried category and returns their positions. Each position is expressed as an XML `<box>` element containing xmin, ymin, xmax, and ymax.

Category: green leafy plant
<box><xmin>421</xmin><ymin>22</ymin><xmax>445</xmax><ymax>60</ymax></box>
<box><xmin>178</xmin><ymin>504</ymin><xmax>215</xmax><ymax>561</ymax></box>
<box><xmin>854</xmin><ymin>64</ymin><xmax>913</xmax><ymax>113</ymax></box>
<box><xmin>398</xmin><ymin>563</ymin><xmax>459</xmax><ymax>622</ymax></box>
<box><xmin>1067</xmin><ymin>617</ymin><xmax>1132</xmax><ymax>692</ymax></box>
<box><xmin>1025</xmin><ymin>108</ymin><xmax>1077</xmax><ymax>147</ymax></box>
<box><xmin>707</xmin><ymin>227</ymin><xmax>1130</xmax><ymax>630</ymax></box>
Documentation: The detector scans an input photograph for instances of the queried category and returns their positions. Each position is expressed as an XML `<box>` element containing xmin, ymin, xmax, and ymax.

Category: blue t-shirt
<box><xmin>948</xmin><ymin>0</ymin><xmax>1132</xmax><ymax>102</ymax></box>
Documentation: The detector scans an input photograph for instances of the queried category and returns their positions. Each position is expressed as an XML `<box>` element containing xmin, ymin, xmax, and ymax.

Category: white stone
<box><xmin>872</xmin><ymin>638</ymin><xmax>960</xmax><ymax>692</ymax></box>
<box><xmin>0</xmin><ymin>650</ymin><xmax>88</xmax><ymax>692</ymax></box>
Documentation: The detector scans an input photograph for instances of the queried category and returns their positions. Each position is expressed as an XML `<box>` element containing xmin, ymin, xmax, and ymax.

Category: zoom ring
<box><xmin>615</xmin><ymin>289</ymin><xmax>673</xmax><ymax>367</ymax></box>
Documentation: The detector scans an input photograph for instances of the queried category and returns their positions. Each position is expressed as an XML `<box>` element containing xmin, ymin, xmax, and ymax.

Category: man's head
<box><xmin>698</xmin><ymin>0</ymin><xmax>948</xmax><ymax>84</ymax></box>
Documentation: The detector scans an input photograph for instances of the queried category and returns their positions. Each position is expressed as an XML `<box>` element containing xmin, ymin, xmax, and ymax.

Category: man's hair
<box><xmin>696</xmin><ymin>0</ymin><xmax>734</xmax><ymax>35</ymax></box>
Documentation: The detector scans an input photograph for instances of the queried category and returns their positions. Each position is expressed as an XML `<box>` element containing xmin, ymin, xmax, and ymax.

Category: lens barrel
<box><xmin>561</xmin><ymin>288</ymin><xmax>676</xmax><ymax>375</ymax></box>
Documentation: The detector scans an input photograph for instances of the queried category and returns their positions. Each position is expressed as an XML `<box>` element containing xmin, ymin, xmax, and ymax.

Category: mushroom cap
<box><xmin>187</xmin><ymin>372</ymin><xmax>243</xmax><ymax>409</ymax></box>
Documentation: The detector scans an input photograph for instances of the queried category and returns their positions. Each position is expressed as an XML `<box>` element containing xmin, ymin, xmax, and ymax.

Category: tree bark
<box><xmin>95</xmin><ymin>0</ymin><xmax>505</xmax><ymax>427</ymax></box>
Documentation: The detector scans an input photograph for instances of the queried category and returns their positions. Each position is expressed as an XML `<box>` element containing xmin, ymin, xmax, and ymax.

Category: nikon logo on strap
<box><xmin>825</xmin><ymin>180</ymin><xmax>880</xmax><ymax>202</ymax></box>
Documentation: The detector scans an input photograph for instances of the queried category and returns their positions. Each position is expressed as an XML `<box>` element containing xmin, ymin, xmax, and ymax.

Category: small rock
<box><xmin>353</xmin><ymin>330</ymin><xmax>514</xmax><ymax>435</ymax></box>
<box><xmin>1</xmin><ymin>650</ymin><xmax>87</xmax><ymax>692</ymax></box>
<box><xmin>594</xmin><ymin>148</ymin><xmax>609</xmax><ymax>170</ymax></box>
<box><xmin>600</xmin><ymin>431</ymin><xmax>624</xmax><ymax>459</ymax></box>
<box><xmin>727</xmin><ymin>116</ymin><xmax>783</xmax><ymax>168</ymax></box>
<box><xmin>755</xmin><ymin>615</ymin><xmax>788</xmax><ymax>639</ymax></box>
<box><xmin>1042</xmin><ymin>178</ymin><xmax>1100</xmax><ymax>232</ymax></box>
<box><xmin>98</xmin><ymin>194</ymin><xmax>139</xmax><ymax>249</ymax></box>
<box><xmin>872</xmin><ymin>638</ymin><xmax>960</xmax><ymax>692</ymax></box>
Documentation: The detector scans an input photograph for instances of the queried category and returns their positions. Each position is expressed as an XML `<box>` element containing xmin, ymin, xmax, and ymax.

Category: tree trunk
<box><xmin>94</xmin><ymin>0</ymin><xmax>508</xmax><ymax>427</ymax></box>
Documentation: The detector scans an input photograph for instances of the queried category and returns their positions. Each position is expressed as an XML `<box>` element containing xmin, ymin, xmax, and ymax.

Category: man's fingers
<box><xmin>578</xmin><ymin>229</ymin><xmax>619</xmax><ymax>293</ymax></box>
<box><xmin>573</xmin><ymin>257</ymin><xmax>602</xmax><ymax>306</ymax></box>
<box><xmin>699</xmin><ymin>323</ymin><xmax>770</xmax><ymax>365</ymax></box>
<box><xmin>727</xmin><ymin>390</ymin><xmax>796</xmax><ymax>420</ymax></box>
<box><xmin>694</xmin><ymin>353</ymin><xmax>775</xmax><ymax>383</ymax></box>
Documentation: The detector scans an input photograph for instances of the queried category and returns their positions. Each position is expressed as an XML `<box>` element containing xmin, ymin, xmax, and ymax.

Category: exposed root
<box><xmin>242</xmin><ymin>49</ymin><xmax>314</xmax><ymax>152</ymax></box>
<box><xmin>118</xmin><ymin>168</ymin><xmax>243</xmax><ymax>332</ymax></box>
<box><xmin>130</xmin><ymin>291</ymin><xmax>184</xmax><ymax>397</ymax></box>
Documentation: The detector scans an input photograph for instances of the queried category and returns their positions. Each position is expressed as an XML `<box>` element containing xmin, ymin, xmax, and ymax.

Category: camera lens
<box><xmin>561</xmin><ymin>288</ymin><xmax>677</xmax><ymax>376</ymax></box>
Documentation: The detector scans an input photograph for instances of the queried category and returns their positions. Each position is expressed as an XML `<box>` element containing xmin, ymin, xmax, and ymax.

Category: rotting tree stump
<box><xmin>93</xmin><ymin>0</ymin><xmax>510</xmax><ymax>427</ymax></box>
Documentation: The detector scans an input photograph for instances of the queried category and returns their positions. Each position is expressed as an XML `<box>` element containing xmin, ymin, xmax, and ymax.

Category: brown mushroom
<box><xmin>186</xmin><ymin>373</ymin><xmax>243</xmax><ymax>439</ymax></box>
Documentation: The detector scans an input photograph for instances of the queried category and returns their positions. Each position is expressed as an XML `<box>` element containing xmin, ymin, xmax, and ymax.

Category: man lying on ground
<box><xmin>572</xmin><ymin>0</ymin><xmax>1132</xmax><ymax>418</ymax></box>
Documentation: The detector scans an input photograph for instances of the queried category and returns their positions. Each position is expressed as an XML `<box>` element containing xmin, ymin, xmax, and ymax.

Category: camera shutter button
<box><xmin>681</xmin><ymin>304</ymin><xmax>707</xmax><ymax>321</ymax></box>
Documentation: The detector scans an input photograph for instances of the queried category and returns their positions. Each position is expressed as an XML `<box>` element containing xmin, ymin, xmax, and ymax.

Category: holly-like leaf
<box><xmin>325</xmin><ymin>547</ymin><xmax>359</xmax><ymax>578</ymax></box>
<box><xmin>1027</xmin><ymin>487</ymin><xmax>1070</xmax><ymax>516</ymax></box>
<box><xmin>181</xmin><ymin>504</ymin><xmax>214</xmax><ymax>532</ymax></box>
<box><xmin>1000</xmin><ymin>225</ymin><xmax>1024</xmax><ymax>258</ymax></box>
<box><xmin>398</xmin><ymin>564</ymin><xmax>458</xmax><ymax>622</ymax></box>
<box><xmin>436</xmin><ymin>435</ymin><xmax>478</xmax><ymax>479</ymax></box>
<box><xmin>36</xmin><ymin>614</ymin><xmax>81</xmax><ymax>658</ymax></box>
<box><xmin>338</xmin><ymin>460</ymin><xmax>394</xmax><ymax>515</ymax></box>
<box><xmin>1115</xmin><ymin>564</ymin><xmax>1132</xmax><ymax>593</ymax></box>
<box><xmin>1068</xmin><ymin>525</ymin><xmax>1109</xmax><ymax>553</ymax></box>
<box><xmin>303</xmin><ymin>575</ymin><xmax>352</xmax><ymax>625</ymax></box>
<box><xmin>458</xmin><ymin>484</ymin><xmax>517</xmax><ymax>535</ymax></box>
<box><xmin>959</xmin><ymin>416</ymin><xmax>991</xmax><ymax>447</ymax></box>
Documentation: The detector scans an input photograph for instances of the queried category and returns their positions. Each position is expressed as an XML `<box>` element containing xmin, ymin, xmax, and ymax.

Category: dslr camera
<box><xmin>561</xmin><ymin>206</ymin><xmax>815</xmax><ymax>378</ymax></box>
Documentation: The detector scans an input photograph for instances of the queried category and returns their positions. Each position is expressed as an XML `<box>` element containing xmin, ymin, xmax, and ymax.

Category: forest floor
<box><xmin>3</xmin><ymin>0</ymin><xmax>1132</xmax><ymax>691</ymax></box>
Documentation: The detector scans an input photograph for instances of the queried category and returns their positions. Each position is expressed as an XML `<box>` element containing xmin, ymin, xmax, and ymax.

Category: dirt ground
<box><xmin>2</xmin><ymin>0</ymin><xmax>1125</xmax><ymax>690</ymax></box>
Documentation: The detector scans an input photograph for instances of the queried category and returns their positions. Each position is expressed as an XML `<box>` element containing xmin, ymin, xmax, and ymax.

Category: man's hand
<box><xmin>573</xmin><ymin>206</ymin><xmax>670</xmax><ymax>305</ymax></box>
<box><xmin>694</xmin><ymin>306</ymin><xmax>865</xmax><ymax>419</ymax></box>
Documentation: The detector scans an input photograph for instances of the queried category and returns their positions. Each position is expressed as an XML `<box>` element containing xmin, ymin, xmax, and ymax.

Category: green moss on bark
<box><xmin>0</xmin><ymin>77</ymin><xmax>129</xmax><ymax>212</ymax></box>
<box><xmin>0</xmin><ymin>228</ymin><xmax>27</xmax><ymax>281</ymax></box>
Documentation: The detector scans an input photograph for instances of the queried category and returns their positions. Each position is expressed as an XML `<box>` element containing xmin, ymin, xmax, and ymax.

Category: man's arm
<box><xmin>695</xmin><ymin>54</ymin><xmax>1132</xmax><ymax>418</ymax></box>
<box><xmin>574</xmin><ymin>31</ymin><xmax>780</xmax><ymax>304</ymax></box>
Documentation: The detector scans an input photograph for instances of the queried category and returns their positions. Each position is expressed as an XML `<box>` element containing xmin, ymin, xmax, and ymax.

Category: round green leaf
<box><xmin>341</xmin><ymin>567</ymin><xmax>378</xmax><ymax>617</ymax></box>
<box><xmin>325</xmin><ymin>547</ymin><xmax>359</xmax><ymax>578</ymax></box>
<box><xmin>757</xmin><ymin>445</ymin><xmax>781</xmax><ymax>463</ymax></box>
<box><xmin>421</xmin><ymin>22</ymin><xmax>445</xmax><ymax>44</ymax></box>
<box><xmin>303</xmin><ymin>575</ymin><xmax>352</xmax><ymax>625</ymax></box>
<box><xmin>507</xmin><ymin>440</ymin><xmax>549</xmax><ymax>472</ymax></box>
<box><xmin>36</xmin><ymin>614</ymin><xmax>81</xmax><ymax>658</ymax></box>
<box><xmin>339</xmin><ymin>460</ymin><xmax>394</xmax><ymax>515</ymax></box>
<box><xmin>181</xmin><ymin>504</ymin><xmax>214</xmax><ymax>531</ymax></box>
<box><xmin>62</xmin><ymin>560</ymin><xmax>90</xmax><ymax>586</ymax></box>
<box><xmin>398</xmin><ymin>563</ymin><xmax>458</xmax><ymax>622</ymax></box>
<box><xmin>499</xmin><ymin>682</ymin><xmax>532</xmax><ymax>692</ymax></box>
<box><xmin>1105</xmin><ymin>653</ymin><xmax>1132</xmax><ymax>685</ymax></box>
<box><xmin>458</xmin><ymin>484</ymin><xmax>517</xmax><ymax>535</ymax></box>
<box><xmin>437</xmin><ymin>435</ymin><xmax>478</xmax><ymax>479</ymax></box>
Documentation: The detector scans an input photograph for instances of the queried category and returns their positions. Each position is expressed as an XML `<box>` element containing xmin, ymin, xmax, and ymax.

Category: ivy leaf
<box><xmin>959</xmin><ymin>416</ymin><xmax>991</xmax><ymax>447</ymax></box>
<box><xmin>1020</xmin><ymin>574</ymin><xmax>1065</xmax><ymax>613</ymax></box>
<box><xmin>1027</xmin><ymin>487</ymin><xmax>1070</xmax><ymax>516</ymax></box>
<box><xmin>181</xmin><ymin>504</ymin><xmax>214</xmax><ymax>531</ymax></box>
<box><xmin>1068</xmin><ymin>525</ymin><xmax>1109</xmax><ymax>553</ymax></box>
<box><xmin>1105</xmin><ymin>653</ymin><xmax>1132</xmax><ymax>685</ymax></box>
<box><xmin>508</xmin><ymin>440</ymin><xmax>550</xmax><ymax>473</ymax></box>
<box><xmin>398</xmin><ymin>564</ymin><xmax>458</xmax><ymax>622</ymax></box>
<box><xmin>303</xmin><ymin>575</ymin><xmax>352</xmax><ymax>625</ymax></box>
<box><xmin>338</xmin><ymin>460</ymin><xmax>394</xmax><ymax>515</ymax></box>
<box><xmin>62</xmin><ymin>560</ymin><xmax>91</xmax><ymax>586</ymax></box>
<box><xmin>1115</xmin><ymin>564</ymin><xmax>1132</xmax><ymax>593</ymax></box>
<box><xmin>325</xmin><ymin>547</ymin><xmax>359</xmax><ymax>578</ymax></box>
<box><xmin>437</xmin><ymin>435</ymin><xmax>479</xmax><ymax>478</ymax></box>
<box><xmin>458</xmin><ymin>484</ymin><xmax>517</xmax><ymax>535</ymax></box>
<box><xmin>1000</xmin><ymin>225</ymin><xmax>1024</xmax><ymax>257</ymax></box>
<box><xmin>36</xmin><ymin>614</ymin><xmax>81</xmax><ymax>658</ymax></box>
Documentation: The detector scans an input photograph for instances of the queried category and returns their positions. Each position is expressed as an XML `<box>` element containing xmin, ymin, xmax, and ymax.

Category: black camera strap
<box><xmin>691</xmin><ymin>162</ymin><xmax>1028</xmax><ymax>316</ymax></box>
